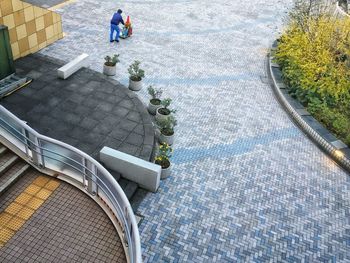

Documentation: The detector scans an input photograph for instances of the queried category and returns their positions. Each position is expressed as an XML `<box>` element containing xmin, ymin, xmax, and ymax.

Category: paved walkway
<box><xmin>1</xmin><ymin>54</ymin><xmax>154</xmax><ymax>161</ymax></box>
<box><xmin>40</xmin><ymin>0</ymin><xmax>350</xmax><ymax>262</ymax></box>
<box><xmin>23</xmin><ymin>0</ymin><xmax>67</xmax><ymax>8</ymax></box>
<box><xmin>0</xmin><ymin>168</ymin><xmax>126</xmax><ymax>262</ymax></box>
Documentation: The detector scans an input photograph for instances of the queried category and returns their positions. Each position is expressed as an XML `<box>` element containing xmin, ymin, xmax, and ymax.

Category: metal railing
<box><xmin>0</xmin><ymin>105</ymin><xmax>142</xmax><ymax>263</ymax></box>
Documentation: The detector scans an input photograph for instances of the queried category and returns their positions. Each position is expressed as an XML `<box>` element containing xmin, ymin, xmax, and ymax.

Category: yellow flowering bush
<box><xmin>155</xmin><ymin>143</ymin><xmax>173</xmax><ymax>169</ymax></box>
<box><xmin>275</xmin><ymin>5</ymin><xmax>350</xmax><ymax>145</ymax></box>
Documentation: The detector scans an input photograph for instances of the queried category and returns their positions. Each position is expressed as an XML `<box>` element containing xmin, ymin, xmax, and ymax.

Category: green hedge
<box><xmin>275</xmin><ymin>10</ymin><xmax>350</xmax><ymax>145</ymax></box>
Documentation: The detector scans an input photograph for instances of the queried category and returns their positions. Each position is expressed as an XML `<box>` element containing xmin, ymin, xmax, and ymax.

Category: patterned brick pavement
<box><xmin>39</xmin><ymin>0</ymin><xmax>350</xmax><ymax>261</ymax></box>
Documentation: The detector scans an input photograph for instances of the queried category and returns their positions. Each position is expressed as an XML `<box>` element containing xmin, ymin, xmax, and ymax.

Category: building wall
<box><xmin>0</xmin><ymin>0</ymin><xmax>63</xmax><ymax>60</ymax></box>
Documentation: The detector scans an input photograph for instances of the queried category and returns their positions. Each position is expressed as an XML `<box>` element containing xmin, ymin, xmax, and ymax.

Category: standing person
<box><xmin>110</xmin><ymin>9</ymin><xmax>124</xmax><ymax>43</ymax></box>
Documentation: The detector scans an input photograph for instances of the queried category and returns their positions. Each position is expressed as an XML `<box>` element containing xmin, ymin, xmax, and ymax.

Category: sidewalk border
<box><xmin>267</xmin><ymin>41</ymin><xmax>350</xmax><ymax>173</ymax></box>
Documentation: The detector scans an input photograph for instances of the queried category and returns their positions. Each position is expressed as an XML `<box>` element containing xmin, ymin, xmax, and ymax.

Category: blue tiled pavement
<box><xmin>172</xmin><ymin>127</ymin><xmax>301</xmax><ymax>164</ymax></box>
<box><xmin>40</xmin><ymin>0</ymin><xmax>350</xmax><ymax>261</ymax></box>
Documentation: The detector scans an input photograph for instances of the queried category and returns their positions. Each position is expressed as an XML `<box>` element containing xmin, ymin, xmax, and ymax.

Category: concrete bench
<box><xmin>57</xmin><ymin>53</ymin><xmax>89</xmax><ymax>79</ymax></box>
<box><xmin>100</xmin><ymin>146</ymin><xmax>161</xmax><ymax>192</ymax></box>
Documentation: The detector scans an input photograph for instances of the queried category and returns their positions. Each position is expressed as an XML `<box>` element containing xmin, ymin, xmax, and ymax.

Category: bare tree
<box><xmin>287</xmin><ymin>0</ymin><xmax>334</xmax><ymax>34</ymax></box>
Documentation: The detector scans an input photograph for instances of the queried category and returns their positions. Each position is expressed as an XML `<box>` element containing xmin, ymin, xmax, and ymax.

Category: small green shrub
<box><xmin>307</xmin><ymin>99</ymin><xmax>350</xmax><ymax>142</ymax></box>
<box><xmin>159</xmin><ymin>98</ymin><xmax>176</xmax><ymax>115</ymax></box>
<box><xmin>156</xmin><ymin>115</ymin><xmax>177</xmax><ymax>136</ymax></box>
<box><xmin>104</xmin><ymin>54</ymin><xmax>120</xmax><ymax>66</ymax></box>
<box><xmin>128</xmin><ymin>60</ymin><xmax>145</xmax><ymax>81</ymax></box>
<box><xmin>344</xmin><ymin>134</ymin><xmax>350</xmax><ymax>145</ymax></box>
<box><xmin>155</xmin><ymin>143</ymin><xmax>173</xmax><ymax>169</ymax></box>
<box><xmin>147</xmin><ymin>86</ymin><xmax>162</xmax><ymax>105</ymax></box>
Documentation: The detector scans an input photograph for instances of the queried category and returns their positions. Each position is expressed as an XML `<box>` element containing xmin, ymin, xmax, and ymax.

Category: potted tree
<box><xmin>156</xmin><ymin>115</ymin><xmax>177</xmax><ymax>145</ymax></box>
<box><xmin>147</xmin><ymin>86</ymin><xmax>163</xmax><ymax>115</ymax></box>
<box><xmin>156</xmin><ymin>98</ymin><xmax>176</xmax><ymax>122</ymax></box>
<box><xmin>103</xmin><ymin>54</ymin><xmax>120</xmax><ymax>76</ymax></box>
<box><xmin>155</xmin><ymin>143</ymin><xmax>173</xmax><ymax>179</ymax></box>
<box><xmin>128</xmin><ymin>60</ymin><xmax>145</xmax><ymax>91</ymax></box>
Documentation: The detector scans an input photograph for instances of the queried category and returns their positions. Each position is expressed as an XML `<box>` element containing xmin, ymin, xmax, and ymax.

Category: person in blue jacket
<box><xmin>110</xmin><ymin>9</ymin><xmax>124</xmax><ymax>43</ymax></box>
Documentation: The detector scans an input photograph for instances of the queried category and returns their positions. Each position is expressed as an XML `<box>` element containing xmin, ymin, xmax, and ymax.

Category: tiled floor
<box><xmin>0</xmin><ymin>170</ymin><xmax>126</xmax><ymax>262</ymax></box>
<box><xmin>17</xmin><ymin>0</ymin><xmax>350</xmax><ymax>261</ymax></box>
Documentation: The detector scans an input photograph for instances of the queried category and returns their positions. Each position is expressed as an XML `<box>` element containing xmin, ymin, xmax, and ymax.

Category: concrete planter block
<box><xmin>100</xmin><ymin>146</ymin><xmax>161</xmax><ymax>192</ymax></box>
<box><xmin>57</xmin><ymin>53</ymin><xmax>89</xmax><ymax>79</ymax></box>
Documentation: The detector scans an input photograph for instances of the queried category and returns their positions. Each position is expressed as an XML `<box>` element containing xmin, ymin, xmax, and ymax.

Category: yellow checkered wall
<box><xmin>0</xmin><ymin>0</ymin><xmax>63</xmax><ymax>60</ymax></box>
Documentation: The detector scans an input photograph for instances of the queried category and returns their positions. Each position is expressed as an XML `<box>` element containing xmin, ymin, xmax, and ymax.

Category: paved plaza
<box><xmin>2</xmin><ymin>54</ymin><xmax>154</xmax><ymax>161</ymax></box>
<box><xmin>34</xmin><ymin>0</ymin><xmax>350</xmax><ymax>261</ymax></box>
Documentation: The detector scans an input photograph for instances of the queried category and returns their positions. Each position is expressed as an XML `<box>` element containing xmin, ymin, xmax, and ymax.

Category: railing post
<box><xmin>23</xmin><ymin>128</ymin><xmax>29</xmax><ymax>157</ymax></box>
<box><xmin>86</xmin><ymin>160</ymin><xmax>97</xmax><ymax>195</ymax></box>
<box><xmin>29</xmin><ymin>135</ymin><xmax>43</xmax><ymax>167</ymax></box>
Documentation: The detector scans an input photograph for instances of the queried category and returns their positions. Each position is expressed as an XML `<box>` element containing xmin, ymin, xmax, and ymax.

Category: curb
<box><xmin>267</xmin><ymin>42</ymin><xmax>350</xmax><ymax>173</ymax></box>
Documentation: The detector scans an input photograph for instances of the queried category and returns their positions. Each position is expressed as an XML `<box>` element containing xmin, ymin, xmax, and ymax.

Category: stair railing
<box><xmin>0</xmin><ymin>105</ymin><xmax>142</xmax><ymax>263</ymax></box>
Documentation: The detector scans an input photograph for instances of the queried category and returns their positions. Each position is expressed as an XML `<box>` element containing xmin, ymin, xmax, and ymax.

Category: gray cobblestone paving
<box><xmin>2</xmin><ymin>54</ymin><xmax>154</xmax><ymax>161</ymax></box>
<box><xmin>39</xmin><ymin>0</ymin><xmax>350</xmax><ymax>261</ymax></box>
<box><xmin>23</xmin><ymin>0</ymin><xmax>65</xmax><ymax>8</ymax></box>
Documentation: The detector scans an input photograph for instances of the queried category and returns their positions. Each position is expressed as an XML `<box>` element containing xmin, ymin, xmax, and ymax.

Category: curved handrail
<box><xmin>0</xmin><ymin>121</ymin><xmax>89</xmax><ymax>171</ymax></box>
<box><xmin>0</xmin><ymin>105</ymin><xmax>142</xmax><ymax>263</ymax></box>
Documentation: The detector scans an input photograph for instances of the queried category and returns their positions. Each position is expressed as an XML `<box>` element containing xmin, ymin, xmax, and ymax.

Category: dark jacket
<box><xmin>111</xmin><ymin>13</ymin><xmax>124</xmax><ymax>26</ymax></box>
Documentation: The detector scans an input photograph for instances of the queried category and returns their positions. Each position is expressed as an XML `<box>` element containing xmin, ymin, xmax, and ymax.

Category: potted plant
<box><xmin>156</xmin><ymin>98</ymin><xmax>176</xmax><ymax>122</ymax></box>
<box><xmin>147</xmin><ymin>86</ymin><xmax>163</xmax><ymax>115</ymax></box>
<box><xmin>156</xmin><ymin>115</ymin><xmax>177</xmax><ymax>145</ymax></box>
<box><xmin>155</xmin><ymin>143</ymin><xmax>173</xmax><ymax>179</ymax></box>
<box><xmin>103</xmin><ymin>54</ymin><xmax>120</xmax><ymax>76</ymax></box>
<box><xmin>128</xmin><ymin>60</ymin><xmax>145</xmax><ymax>91</ymax></box>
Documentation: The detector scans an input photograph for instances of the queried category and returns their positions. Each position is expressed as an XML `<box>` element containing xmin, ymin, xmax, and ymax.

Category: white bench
<box><xmin>57</xmin><ymin>53</ymin><xmax>89</xmax><ymax>79</ymax></box>
<box><xmin>100</xmin><ymin>146</ymin><xmax>161</xmax><ymax>192</ymax></box>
